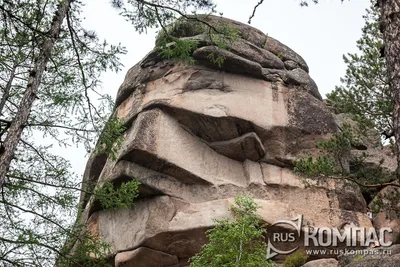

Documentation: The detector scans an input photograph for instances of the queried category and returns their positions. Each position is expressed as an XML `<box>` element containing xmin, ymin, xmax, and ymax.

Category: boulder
<box><xmin>115</xmin><ymin>247</ymin><xmax>179</xmax><ymax>267</ymax></box>
<box><xmin>229</xmin><ymin>38</ymin><xmax>285</xmax><ymax>69</ymax></box>
<box><xmin>264</xmin><ymin>36</ymin><xmax>309</xmax><ymax>72</ymax></box>
<box><xmin>157</xmin><ymin>15</ymin><xmax>267</xmax><ymax>47</ymax></box>
<box><xmin>286</xmin><ymin>68</ymin><xmax>322</xmax><ymax>100</ymax></box>
<box><xmin>338</xmin><ymin>245</ymin><xmax>400</xmax><ymax>267</ymax></box>
<box><xmin>370</xmin><ymin>186</ymin><xmax>400</xmax><ymax>245</ymax></box>
<box><xmin>181</xmin><ymin>34</ymin><xmax>286</xmax><ymax>70</ymax></box>
<box><xmin>302</xmin><ymin>258</ymin><xmax>338</xmax><ymax>267</ymax></box>
<box><xmin>192</xmin><ymin>45</ymin><xmax>263</xmax><ymax>77</ymax></box>
<box><xmin>75</xmin><ymin>16</ymin><xmax>374</xmax><ymax>267</ymax></box>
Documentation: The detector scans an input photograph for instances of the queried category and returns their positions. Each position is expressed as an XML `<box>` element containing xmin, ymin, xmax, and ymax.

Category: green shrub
<box><xmin>294</xmin><ymin>155</ymin><xmax>336</xmax><ymax>177</ymax></box>
<box><xmin>282</xmin><ymin>250</ymin><xmax>308</xmax><ymax>267</ymax></box>
<box><xmin>94</xmin><ymin>180</ymin><xmax>140</xmax><ymax>210</ymax></box>
<box><xmin>189</xmin><ymin>195</ymin><xmax>276</xmax><ymax>267</ymax></box>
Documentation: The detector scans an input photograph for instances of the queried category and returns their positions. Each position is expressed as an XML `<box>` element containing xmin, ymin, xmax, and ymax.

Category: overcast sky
<box><xmin>67</xmin><ymin>0</ymin><xmax>371</xmax><ymax>177</ymax></box>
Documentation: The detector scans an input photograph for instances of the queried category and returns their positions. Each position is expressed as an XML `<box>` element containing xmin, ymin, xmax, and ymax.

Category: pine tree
<box><xmin>0</xmin><ymin>0</ymin><xmax>220</xmax><ymax>265</ymax></box>
<box><xmin>248</xmin><ymin>0</ymin><xmax>400</xmax><ymax>182</ymax></box>
<box><xmin>0</xmin><ymin>0</ymin><xmax>126</xmax><ymax>265</ymax></box>
<box><xmin>379</xmin><ymin>0</ymin><xmax>400</xmax><ymax>181</ymax></box>
<box><xmin>326</xmin><ymin>2</ymin><xmax>391</xmax><ymax>135</ymax></box>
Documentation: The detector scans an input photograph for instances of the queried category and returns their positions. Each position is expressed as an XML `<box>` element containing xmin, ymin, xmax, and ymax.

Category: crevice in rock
<box><xmin>120</xmin><ymin>148</ymin><xmax>214</xmax><ymax>186</ymax></box>
<box><xmin>87</xmin><ymin>192</ymin><xmax>169</xmax><ymax>223</ymax></box>
<box><xmin>114</xmin><ymin>246</ymin><xmax>179</xmax><ymax>267</ymax></box>
<box><xmin>118</xmin><ymin>103</ymin><xmax>317</xmax><ymax>176</ymax></box>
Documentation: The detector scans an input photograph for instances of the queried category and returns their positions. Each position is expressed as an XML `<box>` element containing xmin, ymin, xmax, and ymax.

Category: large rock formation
<box><xmin>78</xmin><ymin>16</ymin><xmax>375</xmax><ymax>266</ymax></box>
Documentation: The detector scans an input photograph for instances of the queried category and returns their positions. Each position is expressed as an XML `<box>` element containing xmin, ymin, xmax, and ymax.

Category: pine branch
<box><xmin>136</xmin><ymin>0</ymin><xmax>221</xmax><ymax>34</ymax></box>
<box><xmin>66</xmin><ymin>11</ymin><xmax>99</xmax><ymax>132</ymax></box>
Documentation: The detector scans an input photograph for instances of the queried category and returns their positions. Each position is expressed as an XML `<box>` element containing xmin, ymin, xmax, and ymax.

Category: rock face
<box><xmin>78</xmin><ymin>16</ymin><xmax>375</xmax><ymax>266</ymax></box>
<box><xmin>338</xmin><ymin>245</ymin><xmax>400</xmax><ymax>267</ymax></box>
<box><xmin>370</xmin><ymin>186</ymin><xmax>400</xmax><ymax>245</ymax></box>
<box><xmin>302</xmin><ymin>258</ymin><xmax>338</xmax><ymax>267</ymax></box>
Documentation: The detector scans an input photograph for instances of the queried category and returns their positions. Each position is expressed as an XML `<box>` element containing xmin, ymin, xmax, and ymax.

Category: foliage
<box><xmin>96</xmin><ymin>117</ymin><xmax>126</xmax><ymax>160</ymax></box>
<box><xmin>371</xmin><ymin>186</ymin><xmax>400</xmax><ymax>217</ymax></box>
<box><xmin>292</xmin><ymin>0</ymin><xmax>400</xmax><ymax>208</ymax></box>
<box><xmin>114</xmin><ymin>0</ymin><xmax>241</xmax><ymax>67</ymax></box>
<box><xmin>351</xmin><ymin>160</ymin><xmax>394</xmax><ymax>202</ymax></box>
<box><xmin>56</xmin><ymin>230</ymin><xmax>112</xmax><ymax>267</ymax></box>
<box><xmin>0</xmin><ymin>0</ymin><xmax>217</xmax><ymax>265</ymax></box>
<box><xmin>317</xmin><ymin>124</ymin><xmax>362</xmax><ymax>174</ymax></box>
<box><xmin>294</xmin><ymin>156</ymin><xmax>337</xmax><ymax>177</ymax></box>
<box><xmin>189</xmin><ymin>195</ymin><xmax>276</xmax><ymax>267</ymax></box>
<box><xmin>326</xmin><ymin>1</ymin><xmax>391</xmax><ymax>134</ymax></box>
<box><xmin>353</xmin><ymin>254</ymin><xmax>364</xmax><ymax>261</ymax></box>
<box><xmin>282</xmin><ymin>250</ymin><xmax>308</xmax><ymax>267</ymax></box>
<box><xmin>294</xmin><ymin>123</ymin><xmax>360</xmax><ymax>176</ymax></box>
<box><xmin>111</xmin><ymin>0</ymin><xmax>217</xmax><ymax>34</ymax></box>
<box><xmin>156</xmin><ymin>18</ymin><xmax>240</xmax><ymax>67</ymax></box>
<box><xmin>294</xmin><ymin>122</ymin><xmax>395</xmax><ymax>202</ymax></box>
<box><xmin>0</xmin><ymin>0</ymin><xmax>128</xmax><ymax>264</ymax></box>
<box><xmin>158</xmin><ymin>36</ymin><xmax>199</xmax><ymax>64</ymax></box>
<box><xmin>206</xmin><ymin>23</ymin><xmax>240</xmax><ymax>67</ymax></box>
<box><xmin>94</xmin><ymin>180</ymin><xmax>140</xmax><ymax>210</ymax></box>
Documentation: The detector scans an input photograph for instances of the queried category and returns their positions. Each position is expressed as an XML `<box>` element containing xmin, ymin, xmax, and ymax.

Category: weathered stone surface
<box><xmin>333</xmin><ymin>113</ymin><xmax>396</xmax><ymax>175</ymax></box>
<box><xmin>264</xmin><ymin>36</ymin><xmax>309</xmax><ymax>72</ymax></box>
<box><xmin>193</xmin><ymin>45</ymin><xmax>263</xmax><ymax>77</ymax></box>
<box><xmin>208</xmin><ymin>132</ymin><xmax>266</xmax><ymax>162</ymax></box>
<box><xmin>334</xmin><ymin>113</ymin><xmax>378</xmax><ymax>148</ymax></box>
<box><xmin>284</xmin><ymin>59</ymin><xmax>301</xmax><ymax>70</ymax></box>
<box><xmin>181</xmin><ymin>34</ymin><xmax>285</xmax><ymax>70</ymax></box>
<box><xmin>115</xmin><ymin>64</ymin><xmax>335</xmax><ymax>168</ymax></box>
<box><xmin>115</xmin><ymin>247</ymin><xmax>179</xmax><ymax>267</ymax></box>
<box><xmin>336</xmin><ymin>185</ymin><xmax>367</xmax><ymax>213</ymax></box>
<box><xmin>118</xmin><ymin>109</ymin><xmax>248</xmax><ymax>186</ymax></box>
<box><xmin>261</xmin><ymin>68</ymin><xmax>287</xmax><ymax>82</ymax></box>
<box><xmin>87</xmin><ymin>193</ymin><xmax>371</xmax><ymax>260</ymax></box>
<box><xmin>288</xmin><ymin>89</ymin><xmax>336</xmax><ymax>136</ymax></box>
<box><xmin>339</xmin><ymin>245</ymin><xmax>400</xmax><ymax>267</ymax></box>
<box><xmin>286</xmin><ymin>68</ymin><xmax>322</xmax><ymax>100</ymax></box>
<box><xmin>79</xmin><ymin>151</ymin><xmax>107</xmax><ymax>209</ymax></box>
<box><xmin>183</xmin><ymin>68</ymin><xmax>227</xmax><ymax>92</ymax></box>
<box><xmin>352</xmin><ymin>145</ymin><xmax>397</xmax><ymax>174</ymax></box>
<box><xmin>302</xmin><ymin>258</ymin><xmax>338</xmax><ymax>267</ymax></box>
<box><xmin>115</xmin><ymin>60</ymin><xmax>190</xmax><ymax>106</ymax></box>
<box><xmin>370</xmin><ymin>186</ymin><xmax>400</xmax><ymax>245</ymax></box>
<box><xmin>157</xmin><ymin>15</ymin><xmax>267</xmax><ymax>48</ymax></box>
<box><xmin>345</xmin><ymin>257</ymin><xmax>400</xmax><ymax>267</ymax></box>
<box><xmin>229</xmin><ymin>38</ymin><xmax>285</xmax><ymax>69</ymax></box>
<box><xmin>76</xmin><ymin>16</ymin><xmax>380</xmax><ymax>267</ymax></box>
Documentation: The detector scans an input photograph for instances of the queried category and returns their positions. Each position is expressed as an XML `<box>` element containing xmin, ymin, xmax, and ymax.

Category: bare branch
<box><xmin>323</xmin><ymin>174</ymin><xmax>399</xmax><ymax>188</ymax></box>
<box><xmin>248</xmin><ymin>0</ymin><xmax>265</xmax><ymax>24</ymax></box>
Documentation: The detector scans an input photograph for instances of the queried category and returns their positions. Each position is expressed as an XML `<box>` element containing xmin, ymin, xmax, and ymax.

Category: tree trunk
<box><xmin>381</xmin><ymin>0</ymin><xmax>400</xmax><ymax>182</ymax></box>
<box><xmin>0</xmin><ymin>64</ymin><xmax>16</xmax><ymax>116</ymax></box>
<box><xmin>0</xmin><ymin>0</ymin><xmax>71</xmax><ymax>188</ymax></box>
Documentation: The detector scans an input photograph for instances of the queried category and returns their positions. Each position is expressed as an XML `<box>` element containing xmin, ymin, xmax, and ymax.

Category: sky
<box><xmin>68</xmin><ymin>0</ymin><xmax>371</xmax><ymax>177</ymax></box>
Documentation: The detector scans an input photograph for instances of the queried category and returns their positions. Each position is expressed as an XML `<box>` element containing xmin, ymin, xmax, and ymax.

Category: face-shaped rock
<box><xmin>78</xmin><ymin>16</ymin><xmax>370</xmax><ymax>266</ymax></box>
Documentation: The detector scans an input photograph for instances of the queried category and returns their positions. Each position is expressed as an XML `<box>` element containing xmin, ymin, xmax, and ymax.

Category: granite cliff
<box><xmin>76</xmin><ymin>16</ymin><xmax>392</xmax><ymax>267</ymax></box>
